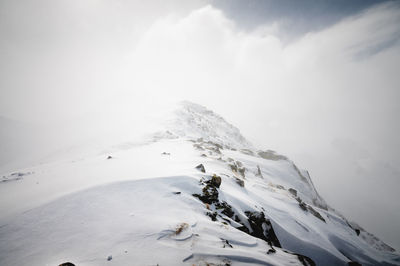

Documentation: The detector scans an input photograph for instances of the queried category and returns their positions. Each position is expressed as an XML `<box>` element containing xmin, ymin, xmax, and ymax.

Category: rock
<box><xmin>243</xmin><ymin>211</ymin><xmax>281</xmax><ymax>248</ymax></box>
<box><xmin>195</xmin><ymin>164</ymin><xmax>206</xmax><ymax>173</ymax></box>
<box><xmin>195</xmin><ymin>183</ymin><xmax>283</xmax><ymax>252</ymax></box>
<box><xmin>107</xmin><ymin>255</ymin><xmax>112</xmax><ymax>261</ymax></box>
<box><xmin>294</xmin><ymin>252</ymin><xmax>316</xmax><ymax>266</ymax></box>
<box><xmin>173</xmin><ymin>191</ymin><xmax>181</xmax><ymax>195</ymax></box>
<box><xmin>348</xmin><ymin>262</ymin><xmax>362</xmax><ymax>266</ymax></box>
<box><xmin>258</xmin><ymin>150</ymin><xmax>287</xmax><ymax>161</ymax></box>
<box><xmin>215</xmin><ymin>201</ymin><xmax>234</xmax><ymax>218</ymax></box>
<box><xmin>256</xmin><ymin>165</ymin><xmax>263</xmax><ymax>178</ymax></box>
<box><xmin>234</xmin><ymin>177</ymin><xmax>245</xmax><ymax>187</ymax></box>
<box><xmin>11</xmin><ymin>172</ymin><xmax>24</xmax><ymax>177</ymax></box>
<box><xmin>203</xmin><ymin>141</ymin><xmax>222</xmax><ymax>154</ymax></box>
<box><xmin>346</xmin><ymin>221</ymin><xmax>363</xmax><ymax>238</ymax></box>
<box><xmin>222</xmin><ymin>239</ymin><xmax>233</xmax><ymax>248</ymax></box>
<box><xmin>207</xmin><ymin>211</ymin><xmax>218</xmax><ymax>221</ymax></box>
<box><xmin>292</xmin><ymin>163</ymin><xmax>310</xmax><ymax>183</ymax></box>
<box><xmin>281</xmin><ymin>250</ymin><xmax>316</xmax><ymax>266</ymax></box>
<box><xmin>288</xmin><ymin>188</ymin><xmax>297</xmax><ymax>197</ymax></box>
<box><xmin>307</xmin><ymin>206</ymin><xmax>326</xmax><ymax>223</ymax></box>
<box><xmin>296</xmin><ymin>196</ymin><xmax>325</xmax><ymax>222</ymax></box>
<box><xmin>217</xmin><ymin>157</ymin><xmax>225</xmax><ymax>162</ymax></box>
<box><xmin>229</xmin><ymin>162</ymin><xmax>246</xmax><ymax>177</ymax></box>
<box><xmin>299</xmin><ymin>201</ymin><xmax>307</xmax><ymax>211</ymax></box>
<box><xmin>107</xmin><ymin>156</ymin><xmax>112</xmax><ymax>160</ymax></box>
<box><xmin>193</xmin><ymin>143</ymin><xmax>205</xmax><ymax>150</ymax></box>
<box><xmin>193</xmin><ymin>175</ymin><xmax>222</xmax><ymax>204</ymax></box>
<box><xmin>59</xmin><ymin>263</ymin><xmax>75</xmax><ymax>266</ymax></box>
<box><xmin>238</xmin><ymin>167</ymin><xmax>245</xmax><ymax>177</ymax></box>
<box><xmin>208</xmin><ymin>174</ymin><xmax>222</xmax><ymax>188</ymax></box>
<box><xmin>3</xmin><ymin>172</ymin><xmax>33</xmax><ymax>182</ymax></box>
<box><xmin>240</xmin><ymin>149</ymin><xmax>254</xmax><ymax>156</ymax></box>
<box><xmin>194</xmin><ymin>185</ymin><xmax>218</xmax><ymax>204</ymax></box>
<box><xmin>161</xmin><ymin>152</ymin><xmax>170</xmax><ymax>155</ymax></box>
<box><xmin>206</xmin><ymin>140</ymin><xmax>223</xmax><ymax>149</ymax></box>
<box><xmin>267</xmin><ymin>248</ymin><xmax>276</xmax><ymax>254</ymax></box>
<box><xmin>201</xmin><ymin>185</ymin><xmax>219</xmax><ymax>203</ymax></box>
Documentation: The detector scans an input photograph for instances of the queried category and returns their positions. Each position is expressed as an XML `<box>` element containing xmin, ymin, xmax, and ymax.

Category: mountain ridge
<box><xmin>0</xmin><ymin>101</ymin><xmax>398</xmax><ymax>266</ymax></box>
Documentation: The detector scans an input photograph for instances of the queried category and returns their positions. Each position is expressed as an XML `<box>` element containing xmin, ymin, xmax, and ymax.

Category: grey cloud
<box><xmin>211</xmin><ymin>0</ymin><xmax>394</xmax><ymax>41</ymax></box>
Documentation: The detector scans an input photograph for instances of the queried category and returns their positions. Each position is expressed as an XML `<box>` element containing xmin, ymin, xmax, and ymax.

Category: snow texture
<box><xmin>0</xmin><ymin>101</ymin><xmax>398</xmax><ymax>266</ymax></box>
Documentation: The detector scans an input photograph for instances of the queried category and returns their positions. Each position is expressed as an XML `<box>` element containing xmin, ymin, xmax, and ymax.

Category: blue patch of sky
<box><xmin>212</xmin><ymin>0</ymin><xmax>394</xmax><ymax>41</ymax></box>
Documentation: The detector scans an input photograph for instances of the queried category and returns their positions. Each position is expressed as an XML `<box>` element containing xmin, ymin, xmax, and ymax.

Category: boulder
<box><xmin>208</xmin><ymin>174</ymin><xmax>221</xmax><ymax>188</ymax></box>
<box><xmin>195</xmin><ymin>164</ymin><xmax>206</xmax><ymax>173</ymax></box>
<box><xmin>288</xmin><ymin>188</ymin><xmax>297</xmax><ymax>197</ymax></box>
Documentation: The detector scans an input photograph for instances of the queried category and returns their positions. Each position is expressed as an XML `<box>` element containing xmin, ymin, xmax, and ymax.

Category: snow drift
<box><xmin>0</xmin><ymin>101</ymin><xmax>398</xmax><ymax>266</ymax></box>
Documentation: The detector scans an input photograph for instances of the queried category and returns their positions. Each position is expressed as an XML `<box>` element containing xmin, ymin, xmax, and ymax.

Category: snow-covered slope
<box><xmin>0</xmin><ymin>101</ymin><xmax>398</xmax><ymax>266</ymax></box>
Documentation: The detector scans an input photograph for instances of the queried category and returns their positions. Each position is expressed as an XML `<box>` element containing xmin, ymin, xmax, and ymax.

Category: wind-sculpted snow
<box><xmin>0</xmin><ymin>102</ymin><xmax>398</xmax><ymax>266</ymax></box>
<box><xmin>0</xmin><ymin>177</ymin><xmax>313</xmax><ymax>266</ymax></box>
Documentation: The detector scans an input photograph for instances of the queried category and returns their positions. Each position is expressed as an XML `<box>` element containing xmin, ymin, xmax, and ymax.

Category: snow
<box><xmin>168</xmin><ymin>101</ymin><xmax>253</xmax><ymax>149</ymax></box>
<box><xmin>0</xmin><ymin>101</ymin><xmax>398</xmax><ymax>266</ymax></box>
<box><xmin>0</xmin><ymin>175</ymin><xmax>308</xmax><ymax>266</ymax></box>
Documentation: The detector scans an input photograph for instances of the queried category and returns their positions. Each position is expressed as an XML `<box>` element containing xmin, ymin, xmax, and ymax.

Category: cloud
<box><xmin>119</xmin><ymin>3</ymin><xmax>400</xmax><ymax>249</ymax></box>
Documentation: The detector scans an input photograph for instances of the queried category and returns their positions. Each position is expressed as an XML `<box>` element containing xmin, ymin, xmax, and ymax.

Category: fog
<box><xmin>1</xmin><ymin>0</ymin><xmax>399</xmax><ymax>250</ymax></box>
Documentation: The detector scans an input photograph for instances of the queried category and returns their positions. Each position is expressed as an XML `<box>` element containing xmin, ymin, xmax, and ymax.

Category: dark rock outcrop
<box><xmin>286</xmin><ymin>251</ymin><xmax>316</xmax><ymax>266</ymax></box>
<box><xmin>307</xmin><ymin>206</ymin><xmax>326</xmax><ymax>223</ymax></box>
<box><xmin>191</xmin><ymin>173</ymin><xmax>314</xmax><ymax>266</ymax></box>
<box><xmin>289</xmin><ymin>188</ymin><xmax>297</xmax><ymax>197</ymax></box>
<box><xmin>241</xmin><ymin>211</ymin><xmax>281</xmax><ymax>248</ymax></box>
<box><xmin>193</xmin><ymin>174</ymin><xmax>221</xmax><ymax>204</ymax></box>
<box><xmin>229</xmin><ymin>161</ymin><xmax>246</xmax><ymax>178</ymax></box>
<box><xmin>195</xmin><ymin>164</ymin><xmax>206</xmax><ymax>173</ymax></box>
<box><xmin>348</xmin><ymin>261</ymin><xmax>362</xmax><ymax>266</ymax></box>
<box><xmin>206</xmin><ymin>174</ymin><xmax>221</xmax><ymax>188</ymax></box>
<box><xmin>296</xmin><ymin>197</ymin><xmax>326</xmax><ymax>223</ymax></box>
<box><xmin>234</xmin><ymin>177</ymin><xmax>245</xmax><ymax>187</ymax></box>
<box><xmin>255</xmin><ymin>165</ymin><xmax>263</xmax><ymax>178</ymax></box>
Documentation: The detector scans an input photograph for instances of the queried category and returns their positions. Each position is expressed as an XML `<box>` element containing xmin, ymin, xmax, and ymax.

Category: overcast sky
<box><xmin>1</xmin><ymin>0</ymin><xmax>400</xmax><ymax>250</ymax></box>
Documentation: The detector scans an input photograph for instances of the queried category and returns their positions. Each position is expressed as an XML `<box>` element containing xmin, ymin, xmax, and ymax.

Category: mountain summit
<box><xmin>167</xmin><ymin>101</ymin><xmax>253</xmax><ymax>149</ymax></box>
<box><xmin>0</xmin><ymin>102</ymin><xmax>398</xmax><ymax>266</ymax></box>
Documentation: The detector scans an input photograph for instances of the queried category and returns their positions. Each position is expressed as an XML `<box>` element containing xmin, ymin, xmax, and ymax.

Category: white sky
<box><xmin>1</xmin><ymin>0</ymin><xmax>399</xmax><ymax>250</ymax></box>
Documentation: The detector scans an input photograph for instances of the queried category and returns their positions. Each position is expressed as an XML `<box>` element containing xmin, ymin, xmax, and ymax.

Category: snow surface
<box><xmin>0</xmin><ymin>101</ymin><xmax>399</xmax><ymax>266</ymax></box>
